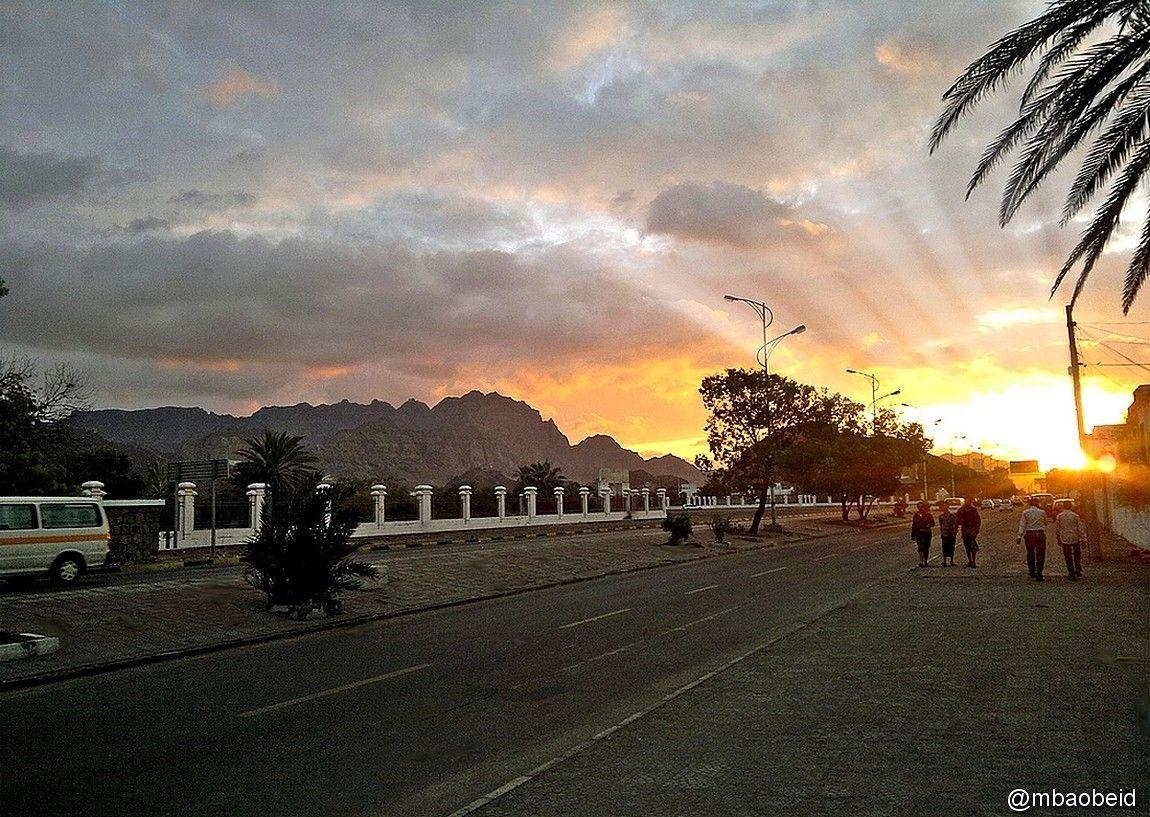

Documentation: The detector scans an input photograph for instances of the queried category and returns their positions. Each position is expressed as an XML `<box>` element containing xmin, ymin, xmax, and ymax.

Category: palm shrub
<box><xmin>243</xmin><ymin>474</ymin><xmax>379</xmax><ymax>619</ymax></box>
<box><xmin>662</xmin><ymin>512</ymin><xmax>693</xmax><ymax>545</ymax></box>
<box><xmin>709</xmin><ymin>514</ymin><xmax>733</xmax><ymax>544</ymax></box>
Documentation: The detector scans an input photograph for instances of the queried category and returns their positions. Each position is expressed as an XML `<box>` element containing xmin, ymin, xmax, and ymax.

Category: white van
<box><xmin>0</xmin><ymin>497</ymin><xmax>111</xmax><ymax>585</ymax></box>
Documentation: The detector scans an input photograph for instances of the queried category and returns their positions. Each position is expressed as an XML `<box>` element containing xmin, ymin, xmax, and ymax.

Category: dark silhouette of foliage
<box><xmin>697</xmin><ymin>369</ymin><xmax>864</xmax><ymax>533</ymax></box>
<box><xmin>242</xmin><ymin>474</ymin><xmax>379</xmax><ymax>618</ymax></box>
<box><xmin>232</xmin><ymin>429</ymin><xmax>318</xmax><ymax>499</ymax></box>
<box><xmin>513</xmin><ymin>460</ymin><xmax>566</xmax><ymax>495</ymax></box>
<box><xmin>662</xmin><ymin>511</ymin><xmax>693</xmax><ymax>545</ymax></box>
<box><xmin>932</xmin><ymin>0</ymin><xmax>1150</xmax><ymax>312</ymax></box>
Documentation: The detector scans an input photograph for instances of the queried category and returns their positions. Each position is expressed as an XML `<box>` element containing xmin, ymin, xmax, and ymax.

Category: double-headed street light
<box><xmin>724</xmin><ymin>293</ymin><xmax>806</xmax><ymax>533</ymax></box>
<box><xmin>901</xmin><ymin>403</ymin><xmax>941</xmax><ymax>501</ymax></box>
<box><xmin>845</xmin><ymin>368</ymin><xmax>900</xmax><ymax>432</ymax></box>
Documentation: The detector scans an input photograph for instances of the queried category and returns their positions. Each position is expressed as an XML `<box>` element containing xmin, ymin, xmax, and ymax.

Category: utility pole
<box><xmin>1066</xmin><ymin>303</ymin><xmax>1086</xmax><ymax>448</ymax></box>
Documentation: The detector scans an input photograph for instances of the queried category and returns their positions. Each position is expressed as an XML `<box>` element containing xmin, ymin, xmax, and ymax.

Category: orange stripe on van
<box><xmin>0</xmin><ymin>533</ymin><xmax>111</xmax><ymax>546</ymax></box>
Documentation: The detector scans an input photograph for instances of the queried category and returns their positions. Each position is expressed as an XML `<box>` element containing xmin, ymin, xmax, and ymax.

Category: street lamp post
<box><xmin>724</xmin><ymin>293</ymin><xmax>806</xmax><ymax>533</ymax></box>
<box><xmin>845</xmin><ymin>369</ymin><xmax>900</xmax><ymax>433</ymax></box>
<box><xmin>901</xmin><ymin>403</ymin><xmax>940</xmax><ymax>501</ymax></box>
<box><xmin>950</xmin><ymin>434</ymin><xmax>966</xmax><ymax>496</ymax></box>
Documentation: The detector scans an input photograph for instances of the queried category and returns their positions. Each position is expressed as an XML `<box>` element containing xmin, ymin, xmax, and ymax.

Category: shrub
<box><xmin>662</xmin><ymin>512</ymin><xmax>693</xmax><ymax>545</ymax></box>
<box><xmin>709</xmin><ymin>514</ymin><xmax>732</xmax><ymax>543</ymax></box>
<box><xmin>242</xmin><ymin>475</ymin><xmax>380</xmax><ymax>619</ymax></box>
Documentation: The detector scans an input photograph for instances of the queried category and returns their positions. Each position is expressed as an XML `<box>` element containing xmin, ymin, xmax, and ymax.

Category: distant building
<box><xmin>1009</xmin><ymin>460</ymin><xmax>1044</xmax><ymax>494</ymax></box>
<box><xmin>1085</xmin><ymin>384</ymin><xmax>1150</xmax><ymax>466</ymax></box>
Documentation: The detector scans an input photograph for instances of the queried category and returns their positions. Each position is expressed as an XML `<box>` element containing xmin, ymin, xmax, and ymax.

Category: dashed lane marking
<box><xmin>557</xmin><ymin>642</ymin><xmax>639</xmax><ymax>674</ymax></box>
<box><xmin>659</xmin><ymin>605</ymin><xmax>741</xmax><ymax>636</ymax></box>
<box><xmin>237</xmin><ymin>662</ymin><xmax>432</xmax><ymax>719</ymax></box>
<box><xmin>557</xmin><ymin>607</ymin><xmax>632</xmax><ymax>630</ymax></box>
<box><xmin>812</xmin><ymin>552</ymin><xmax>839</xmax><ymax>562</ymax></box>
<box><xmin>750</xmin><ymin>567</ymin><xmax>787</xmax><ymax>578</ymax></box>
<box><xmin>684</xmin><ymin>584</ymin><xmax>719</xmax><ymax>596</ymax></box>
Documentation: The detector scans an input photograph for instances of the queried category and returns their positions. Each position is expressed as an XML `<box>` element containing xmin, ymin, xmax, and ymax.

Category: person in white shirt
<box><xmin>1054</xmin><ymin>502</ymin><xmax>1086</xmax><ymax>581</ymax></box>
<box><xmin>1017</xmin><ymin>496</ymin><xmax>1049</xmax><ymax>581</ymax></box>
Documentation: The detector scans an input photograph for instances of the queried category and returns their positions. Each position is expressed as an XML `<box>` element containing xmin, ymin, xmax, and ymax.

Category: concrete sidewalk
<box><xmin>465</xmin><ymin>532</ymin><xmax>1150</xmax><ymax>817</ymax></box>
<box><xmin>0</xmin><ymin>517</ymin><xmax>850</xmax><ymax>688</ymax></box>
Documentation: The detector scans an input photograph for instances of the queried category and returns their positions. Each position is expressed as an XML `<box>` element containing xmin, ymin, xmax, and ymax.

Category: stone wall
<box><xmin>105</xmin><ymin>504</ymin><xmax>163</xmax><ymax>563</ymax></box>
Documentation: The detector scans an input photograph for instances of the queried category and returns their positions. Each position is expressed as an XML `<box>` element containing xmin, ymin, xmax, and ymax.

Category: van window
<box><xmin>0</xmin><ymin>503</ymin><xmax>38</xmax><ymax>530</ymax></box>
<box><xmin>40</xmin><ymin>503</ymin><xmax>102</xmax><ymax>529</ymax></box>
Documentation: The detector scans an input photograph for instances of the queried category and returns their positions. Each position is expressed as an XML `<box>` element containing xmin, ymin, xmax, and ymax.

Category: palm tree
<box><xmin>514</xmin><ymin>460</ymin><xmax>566</xmax><ymax>494</ymax></box>
<box><xmin>233</xmin><ymin>429</ymin><xmax>318</xmax><ymax>497</ymax></box>
<box><xmin>931</xmin><ymin>0</ymin><xmax>1150</xmax><ymax>313</ymax></box>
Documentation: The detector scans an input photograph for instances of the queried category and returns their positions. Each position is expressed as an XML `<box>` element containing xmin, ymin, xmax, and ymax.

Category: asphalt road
<box><xmin>0</xmin><ymin>515</ymin><xmax>1011</xmax><ymax>817</ymax></box>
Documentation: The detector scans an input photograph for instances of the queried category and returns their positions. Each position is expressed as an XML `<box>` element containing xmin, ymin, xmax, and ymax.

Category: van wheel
<box><xmin>51</xmin><ymin>555</ymin><xmax>84</xmax><ymax>586</ymax></box>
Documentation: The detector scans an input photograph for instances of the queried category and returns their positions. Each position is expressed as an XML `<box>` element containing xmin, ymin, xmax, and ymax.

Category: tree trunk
<box><xmin>839</xmin><ymin>493</ymin><xmax>850</xmax><ymax>522</ymax></box>
<box><xmin>749</xmin><ymin>489</ymin><xmax>768</xmax><ymax>535</ymax></box>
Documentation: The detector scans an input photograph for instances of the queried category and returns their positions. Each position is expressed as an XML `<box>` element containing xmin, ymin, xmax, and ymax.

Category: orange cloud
<box><xmin>203</xmin><ymin>63</ymin><xmax>278</xmax><ymax>108</ymax></box>
<box><xmin>548</xmin><ymin>6</ymin><xmax>625</xmax><ymax>71</ymax></box>
<box><xmin>874</xmin><ymin>38</ymin><xmax>940</xmax><ymax>76</ymax></box>
<box><xmin>156</xmin><ymin>356</ymin><xmax>241</xmax><ymax>372</ymax></box>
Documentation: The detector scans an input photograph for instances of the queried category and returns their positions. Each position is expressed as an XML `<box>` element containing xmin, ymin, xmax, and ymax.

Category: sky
<box><xmin>1</xmin><ymin>0</ymin><xmax>1147</xmax><ymax>471</ymax></box>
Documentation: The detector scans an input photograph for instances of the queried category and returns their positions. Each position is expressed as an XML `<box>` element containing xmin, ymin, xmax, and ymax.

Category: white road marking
<box><xmin>660</xmin><ymin>605</ymin><xmax>741</xmax><ymax>636</ymax></box>
<box><xmin>684</xmin><ymin>584</ymin><xmax>719</xmax><ymax>595</ymax></box>
<box><xmin>813</xmin><ymin>552</ymin><xmax>838</xmax><ymax>562</ymax></box>
<box><xmin>751</xmin><ymin>567</ymin><xmax>787</xmax><ymax>578</ymax></box>
<box><xmin>557</xmin><ymin>642</ymin><xmax>639</xmax><ymax>674</ymax></box>
<box><xmin>237</xmin><ymin>662</ymin><xmax>432</xmax><ymax>719</ymax></box>
<box><xmin>558</xmin><ymin>607</ymin><xmax>632</xmax><ymax>630</ymax></box>
<box><xmin>849</xmin><ymin>545</ymin><xmax>868</xmax><ymax>552</ymax></box>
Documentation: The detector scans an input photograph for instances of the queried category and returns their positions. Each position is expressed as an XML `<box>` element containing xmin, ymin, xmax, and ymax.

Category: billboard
<box><xmin>1009</xmin><ymin>460</ymin><xmax>1040</xmax><ymax>475</ymax></box>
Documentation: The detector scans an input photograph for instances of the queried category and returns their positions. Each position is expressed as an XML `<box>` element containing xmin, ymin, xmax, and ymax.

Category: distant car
<box><xmin>980</xmin><ymin>499</ymin><xmax>995</xmax><ymax>509</ymax></box>
<box><xmin>946</xmin><ymin>498</ymin><xmax>964</xmax><ymax>513</ymax></box>
<box><xmin>1052</xmin><ymin>498</ymin><xmax>1075</xmax><ymax>514</ymax></box>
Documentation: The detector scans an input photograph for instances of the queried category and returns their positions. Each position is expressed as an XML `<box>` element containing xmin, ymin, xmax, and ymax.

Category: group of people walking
<box><xmin>911</xmin><ymin>496</ymin><xmax>981</xmax><ymax>568</ymax></box>
<box><xmin>910</xmin><ymin>496</ymin><xmax>1087</xmax><ymax>581</ymax></box>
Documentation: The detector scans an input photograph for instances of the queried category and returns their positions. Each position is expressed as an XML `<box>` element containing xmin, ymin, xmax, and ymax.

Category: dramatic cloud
<box><xmin>0</xmin><ymin>146</ymin><xmax>99</xmax><ymax>209</ymax></box>
<box><xmin>646</xmin><ymin>182</ymin><xmax>831</xmax><ymax>250</ymax></box>
<box><xmin>0</xmin><ymin>0</ymin><xmax>1145</xmax><ymax>468</ymax></box>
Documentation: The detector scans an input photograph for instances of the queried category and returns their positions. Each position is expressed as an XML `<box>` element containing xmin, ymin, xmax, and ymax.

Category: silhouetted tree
<box><xmin>242</xmin><ymin>473</ymin><xmax>379</xmax><ymax>618</ymax></box>
<box><xmin>232</xmin><ymin>429</ymin><xmax>318</xmax><ymax>500</ymax></box>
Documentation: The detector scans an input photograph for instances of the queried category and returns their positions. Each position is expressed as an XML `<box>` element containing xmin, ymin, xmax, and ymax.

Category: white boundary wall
<box><xmin>161</xmin><ymin>508</ymin><xmax>668</xmax><ymax>551</ymax></box>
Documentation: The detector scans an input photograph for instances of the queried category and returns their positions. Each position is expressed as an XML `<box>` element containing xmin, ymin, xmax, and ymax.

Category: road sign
<box><xmin>166</xmin><ymin>459</ymin><xmax>233</xmax><ymax>484</ymax></box>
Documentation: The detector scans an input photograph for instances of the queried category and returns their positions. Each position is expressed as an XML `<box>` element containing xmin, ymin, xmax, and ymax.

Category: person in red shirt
<box><xmin>911</xmin><ymin>501</ymin><xmax>935</xmax><ymax>568</ymax></box>
<box><xmin>954</xmin><ymin>496</ymin><xmax>982</xmax><ymax>568</ymax></box>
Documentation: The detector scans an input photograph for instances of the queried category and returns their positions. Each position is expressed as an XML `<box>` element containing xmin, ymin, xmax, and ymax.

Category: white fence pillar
<box><xmin>554</xmin><ymin>487</ymin><xmax>564</xmax><ymax>518</ymax></box>
<box><xmin>459</xmin><ymin>485</ymin><xmax>472</xmax><ymax>523</ymax></box>
<box><xmin>495</xmin><ymin>486</ymin><xmax>507</xmax><ymax>520</ymax></box>
<box><xmin>623</xmin><ymin>488</ymin><xmax>632</xmax><ymax>514</ymax></box>
<box><xmin>414</xmin><ymin>485</ymin><xmax>433</xmax><ymax>527</ymax></box>
<box><xmin>580</xmin><ymin>487</ymin><xmax>590</xmax><ymax>517</ymax></box>
<box><xmin>247</xmin><ymin>483</ymin><xmax>268</xmax><ymax>532</ymax></box>
<box><xmin>601</xmin><ymin>489</ymin><xmax>611</xmax><ymax>515</ymax></box>
<box><xmin>525</xmin><ymin>486</ymin><xmax>537</xmax><ymax>519</ymax></box>
<box><xmin>177</xmin><ymin>481</ymin><xmax>197</xmax><ymax>541</ymax></box>
<box><xmin>657</xmin><ymin>488</ymin><xmax>667</xmax><ymax>511</ymax></box>
<box><xmin>370</xmin><ymin>484</ymin><xmax>386</xmax><ymax>527</ymax></box>
<box><xmin>316</xmin><ymin>476</ymin><xmax>334</xmax><ymax>527</ymax></box>
<box><xmin>642</xmin><ymin>488</ymin><xmax>650</xmax><ymax>514</ymax></box>
<box><xmin>81</xmin><ymin>480</ymin><xmax>106</xmax><ymax>500</ymax></box>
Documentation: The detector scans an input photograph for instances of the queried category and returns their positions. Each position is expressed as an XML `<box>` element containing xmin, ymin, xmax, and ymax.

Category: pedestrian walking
<box><xmin>1017</xmin><ymin>496</ymin><xmax>1048</xmax><ymax>581</ymax></box>
<box><xmin>1055</xmin><ymin>501</ymin><xmax>1086</xmax><ymax>581</ymax></box>
<box><xmin>911</xmin><ymin>501</ymin><xmax>935</xmax><ymax>568</ymax></box>
<box><xmin>954</xmin><ymin>496</ymin><xmax>982</xmax><ymax>568</ymax></box>
<box><xmin>937</xmin><ymin>502</ymin><xmax>958</xmax><ymax>566</ymax></box>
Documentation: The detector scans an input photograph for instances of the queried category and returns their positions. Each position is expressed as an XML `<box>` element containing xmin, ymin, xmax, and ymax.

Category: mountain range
<box><xmin>71</xmin><ymin>390</ymin><xmax>702</xmax><ymax>487</ymax></box>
